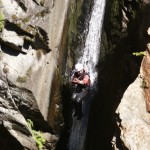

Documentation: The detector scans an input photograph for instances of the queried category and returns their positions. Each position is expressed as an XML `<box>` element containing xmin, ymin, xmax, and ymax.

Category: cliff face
<box><xmin>2</xmin><ymin>0</ymin><xmax>150</xmax><ymax>149</ymax></box>
<box><xmin>0</xmin><ymin>0</ymin><xmax>70</xmax><ymax>149</ymax></box>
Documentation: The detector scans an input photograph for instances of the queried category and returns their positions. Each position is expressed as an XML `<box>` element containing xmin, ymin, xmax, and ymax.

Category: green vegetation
<box><xmin>27</xmin><ymin>119</ymin><xmax>46</xmax><ymax>150</ymax></box>
<box><xmin>0</xmin><ymin>12</ymin><xmax>5</xmax><ymax>32</ymax></box>
<box><xmin>16</xmin><ymin>67</ymin><xmax>33</xmax><ymax>83</ymax></box>
<box><xmin>132</xmin><ymin>51</ymin><xmax>146</xmax><ymax>56</ymax></box>
<box><xmin>16</xmin><ymin>22</ymin><xmax>22</xmax><ymax>28</ymax></box>
<box><xmin>113</xmin><ymin>0</ymin><xmax>119</xmax><ymax>16</ymax></box>
<box><xmin>16</xmin><ymin>75</ymin><xmax>27</xmax><ymax>83</ymax></box>
<box><xmin>22</xmin><ymin>17</ymin><xmax>30</xmax><ymax>23</ymax></box>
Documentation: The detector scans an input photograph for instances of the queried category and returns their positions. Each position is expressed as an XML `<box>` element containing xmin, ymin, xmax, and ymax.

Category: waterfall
<box><xmin>68</xmin><ymin>0</ymin><xmax>106</xmax><ymax>150</ymax></box>
<box><xmin>79</xmin><ymin>0</ymin><xmax>106</xmax><ymax>85</ymax></box>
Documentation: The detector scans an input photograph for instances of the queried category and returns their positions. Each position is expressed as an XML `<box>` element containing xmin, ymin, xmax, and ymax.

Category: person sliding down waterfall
<box><xmin>71</xmin><ymin>63</ymin><xmax>90</xmax><ymax>120</ymax></box>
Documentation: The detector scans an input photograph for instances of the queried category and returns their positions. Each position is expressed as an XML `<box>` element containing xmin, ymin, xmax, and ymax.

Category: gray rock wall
<box><xmin>0</xmin><ymin>0</ymin><xmax>69</xmax><ymax>120</ymax></box>
<box><xmin>0</xmin><ymin>0</ymin><xmax>71</xmax><ymax>149</ymax></box>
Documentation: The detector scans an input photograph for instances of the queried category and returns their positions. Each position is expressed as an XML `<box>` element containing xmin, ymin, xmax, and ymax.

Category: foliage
<box><xmin>132</xmin><ymin>51</ymin><xmax>146</xmax><ymax>56</ymax></box>
<box><xmin>27</xmin><ymin>119</ymin><xmax>46</xmax><ymax>150</ymax></box>
<box><xmin>0</xmin><ymin>12</ymin><xmax>5</xmax><ymax>32</ymax></box>
<box><xmin>27</xmin><ymin>119</ymin><xmax>34</xmax><ymax>129</ymax></box>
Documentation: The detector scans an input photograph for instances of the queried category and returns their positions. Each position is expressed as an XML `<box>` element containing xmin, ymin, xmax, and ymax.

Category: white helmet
<box><xmin>75</xmin><ymin>63</ymin><xmax>83</xmax><ymax>72</ymax></box>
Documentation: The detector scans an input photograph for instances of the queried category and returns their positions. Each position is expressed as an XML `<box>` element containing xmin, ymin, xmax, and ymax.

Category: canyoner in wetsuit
<box><xmin>71</xmin><ymin>63</ymin><xmax>90</xmax><ymax>119</ymax></box>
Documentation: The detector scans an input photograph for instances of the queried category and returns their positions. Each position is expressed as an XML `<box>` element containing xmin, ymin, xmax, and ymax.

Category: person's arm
<box><xmin>72</xmin><ymin>75</ymin><xmax>89</xmax><ymax>85</ymax></box>
<box><xmin>82</xmin><ymin>75</ymin><xmax>90</xmax><ymax>85</ymax></box>
<box><xmin>72</xmin><ymin>77</ymin><xmax>81</xmax><ymax>84</ymax></box>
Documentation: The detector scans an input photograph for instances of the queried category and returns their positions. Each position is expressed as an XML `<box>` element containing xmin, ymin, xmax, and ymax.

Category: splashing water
<box><xmin>78</xmin><ymin>0</ymin><xmax>106</xmax><ymax>85</ymax></box>
<box><xmin>69</xmin><ymin>0</ymin><xmax>106</xmax><ymax>150</ymax></box>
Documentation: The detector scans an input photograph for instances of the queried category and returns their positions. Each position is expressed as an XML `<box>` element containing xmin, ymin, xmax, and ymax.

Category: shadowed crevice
<box><xmin>0</xmin><ymin>123</ymin><xmax>24</xmax><ymax>150</ymax></box>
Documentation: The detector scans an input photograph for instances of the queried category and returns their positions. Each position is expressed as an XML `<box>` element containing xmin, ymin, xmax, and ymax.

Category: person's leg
<box><xmin>75</xmin><ymin>88</ymin><xmax>89</xmax><ymax>119</ymax></box>
<box><xmin>72</xmin><ymin>101</ymin><xmax>78</xmax><ymax>117</ymax></box>
<box><xmin>72</xmin><ymin>93</ymin><xmax>80</xmax><ymax>117</ymax></box>
<box><xmin>76</xmin><ymin>101</ymin><xmax>82</xmax><ymax>120</ymax></box>
<box><xmin>77</xmin><ymin>89</ymin><xmax>88</xmax><ymax>102</ymax></box>
<box><xmin>71</xmin><ymin>93</ymin><xmax>77</xmax><ymax>100</ymax></box>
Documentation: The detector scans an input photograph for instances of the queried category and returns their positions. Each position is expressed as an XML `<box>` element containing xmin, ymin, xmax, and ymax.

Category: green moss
<box><xmin>0</xmin><ymin>12</ymin><xmax>5</xmax><ymax>32</ymax></box>
<box><xmin>36</xmin><ymin>9</ymin><xmax>49</xmax><ymax>18</ymax></box>
<box><xmin>16</xmin><ymin>76</ymin><xmax>27</xmax><ymax>83</ymax></box>
<box><xmin>0</xmin><ymin>51</ymin><xmax>3</xmax><ymax>60</ymax></box>
<box><xmin>113</xmin><ymin>0</ymin><xmax>119</xmax><ymax>16</ymax></box>
<box><xmin>16</xmin><ymin>22</ymin><xmax>22</xmax><ymax>28</ymax></box>
<box><xmin>16</xmin><ymin>67</ymin><xmax>33</xmax><ymax>83</ymax></box>
<box><xmin>22</xmin><ymin>16</ymin><xmax>31</xmax><ymax>24</ymax></box>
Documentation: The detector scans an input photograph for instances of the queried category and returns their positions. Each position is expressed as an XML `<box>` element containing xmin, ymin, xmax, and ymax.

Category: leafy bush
<box><xmin>32</xmin><ymin>130</ymin><xmax>46</xmax><ymax>150</ymax></box>
<box><xmin>132</xmin><ymin>51</ymin><xmax>145</xmax><ymax>56</ymax></box>
<box><xmin>27</xmin><ymin>119</ymin><xmax>46</xmax><ymax>150</ymax></box>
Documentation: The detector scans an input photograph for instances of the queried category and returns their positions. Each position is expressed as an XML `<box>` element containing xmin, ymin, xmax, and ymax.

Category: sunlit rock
<box><xmin>1</xmin><ymin>29</ymin><xmax>24</xmax><ymax>51</ymax></box>
<box><xmin>112</xmin><ymin>77</ymin><xmax>150</xmax><ymax>150</ymax></box>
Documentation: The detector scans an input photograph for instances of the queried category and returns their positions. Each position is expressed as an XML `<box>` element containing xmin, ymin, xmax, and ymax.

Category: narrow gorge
<box><xmin>0</xmin><ymin>0</ymin><xmax>150</xmax><ymax>150</ymax></box>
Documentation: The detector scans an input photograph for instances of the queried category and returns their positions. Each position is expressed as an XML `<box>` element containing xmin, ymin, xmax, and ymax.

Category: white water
<box><xmin>79</xmin><ymin>0</ymin><xmax>106</xmax><ymax>85</ymax></box>
<box><xmin>69</xmin><ymin>0</ymin><xmax>106</xmax><ymax>150</ymax></box>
